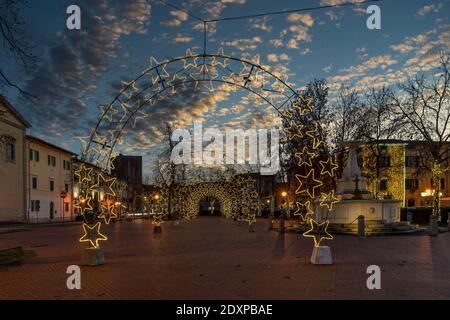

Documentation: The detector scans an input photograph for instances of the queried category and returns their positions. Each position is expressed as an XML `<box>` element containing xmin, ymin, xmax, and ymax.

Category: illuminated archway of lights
<box><xmin>76</xmin><ymin>48</ymin><xmax>335</xmax><ymax>251</ymax></box>
<box><xmin>172</xmin><ymin>175</ymin><xmax>259</xmax><ymax>221</ymax></box>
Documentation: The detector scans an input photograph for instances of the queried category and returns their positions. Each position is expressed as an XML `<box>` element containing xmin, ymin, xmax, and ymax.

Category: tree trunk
<box><xmin>431</xmin><ymin>161</ymin><xmax>442</xmax><ymax>221</ymax></box>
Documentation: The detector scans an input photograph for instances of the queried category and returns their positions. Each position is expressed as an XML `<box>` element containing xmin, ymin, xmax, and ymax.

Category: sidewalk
<box><xmin>0</xmin><ymin>220</ymin><xmax>81</xmax><ymax>234</ymax></box>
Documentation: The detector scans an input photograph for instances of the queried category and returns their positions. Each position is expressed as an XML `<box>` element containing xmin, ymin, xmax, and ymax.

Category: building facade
<box><xmin>112</xmin><ymin>155</ymin><xmax>143</xmax><ymax>213</ymax></box>
<box><xmin>73</xmin><ymin>159</ymin><xmax>129</xmax><ymax>218</ymax></box>
<box><xmin>26</xmin><ymin>135</ymin><xmax>76</xmax><ymax>223</ymax></box>
<box><xmin>0</xmin><ymin>96</ymin><xmax>31</xmax><ymax>222</ymax></box>
<box><xmin>356</xmin><ymin>140</ymin><xmax>450</xmax><ymax>208</ymax></box>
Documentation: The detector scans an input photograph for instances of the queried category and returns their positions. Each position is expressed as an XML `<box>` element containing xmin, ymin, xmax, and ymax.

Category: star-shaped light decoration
<box><xmin>79</xmin><ymin>222</ymin><xmax>108</xmax><ymax>248</ymax></box>
<box><xmin>183</xmin><ymin>48</ymin><xmax>199</xmax><ymax>69</ymax></box>
<box><xmin>99</xmin><ymin>202</ymin><xmax>118</xmax><ymax>224</ymax></box>
<box><xmin>319</xmin><ymin>191</ymin><xmax>340</xmax><ymax>211</ymax></box>
<box><xmin>75</xmin><ymin>164</ymin><xmax>93</xmax><ymax>183</ymax></box>
<box><xmin>211</xmin><ymin>47</ymin><xmax>229</xmax><ymax>69</ymax></box>
<box><xmin>305</xmin><ymin>124</ymin><xmax>324</xmax><ymax>150</ymax></box>
<box><xmin>303</xmin><ymin>219</ymin><xmax>333</xmax><ymax>247</ymax></box>
<box><xmin>74</xmin><ymin>195</ymin><xmax>93</xmax><ymax>215</ymax></box>
<box><xmin>295</xmin><ymin>170</ymin><xmax>323</xmax><ymax>199</ymax></box>
<box><xmin>292</xmin><ymin>96</ymin><xmax>313</xmax><ymax>115</ymax></box>
<box><xmin>247</xmin><ymin>213</ymin><xmax>256</xmax><ymax>225</ymax></box>
<box><xmin>91</xmin><ymin>173</ymin><xmax>116</xmax><ymax>197</ymax></box>
<box><xmin>319</xmin><ymin>157</ymin><xmax>339</xmax><ymax>177</ymax></box>
<box><xmin>284</xmin><ymin>120</ymin><xmax>304</xmax><ymax>140</ymax></box>
<box><xmin>294</xmin><ymin>147</ymin><xmax>317</xmax><ymax>167</ymax></box>
<box><xmin>293</xmin><ymin>200</ymin><xmax>314</xmax><ymax>222</ymax></box>
<box><xmin>152</xmin><ymin>213</ymin><xmax>164</xmax><ymax>227</ymax></box>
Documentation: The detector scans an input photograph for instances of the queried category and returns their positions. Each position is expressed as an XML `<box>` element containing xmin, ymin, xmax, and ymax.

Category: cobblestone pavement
<box><xmin>0</xmin><ymin>217</ymin><xmax>449</xmax><ymax>300</ymax></box>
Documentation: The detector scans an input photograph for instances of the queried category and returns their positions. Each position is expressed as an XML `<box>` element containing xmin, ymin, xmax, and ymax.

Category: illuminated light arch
<box><xmin>76</xmin><ymin>48</ymin><xmax>335</xmax><ymax>253</ymax></box>
<box><xmin>81</xmin><ymin>48</ymin><xmax>304</xmax><ymax>171</ymax></box>
<box><xmin>178</xmin><ymin>183</ymin><xmax>235</xmax><ymax>219</ymax></box>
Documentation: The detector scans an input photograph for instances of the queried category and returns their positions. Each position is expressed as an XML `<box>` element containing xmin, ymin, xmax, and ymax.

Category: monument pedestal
<box><xmin>429</xmin><ymin>216</ymin><xmax>438</xmax><ymax>236</ymax></box>
<box><xmin>81</xmin><ymin>247</ymin><xmax>105</xmax><ymax>266</ymax></box>
<box><xmin>311</xmin><ymin>246</ymin><xmax>333</xmax><ymax>265</ymax></box>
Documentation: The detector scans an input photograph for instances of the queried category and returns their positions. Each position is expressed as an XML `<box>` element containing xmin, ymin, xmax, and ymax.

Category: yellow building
<box><xmin>356</xmin><ymin>140</ymin><xmax>450</xmax><ymax>208</ymax></box>
<box><xmin>26</xmin><ymin>135</ymin><xmax>76</xmax><ymax>223</ymax></box>
<box><xmin>0</xmin><ymin>96</ymin><xmax>31</xmax><ymax>222</ymax></box>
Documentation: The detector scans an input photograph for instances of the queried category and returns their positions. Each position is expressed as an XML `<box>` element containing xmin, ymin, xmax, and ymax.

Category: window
<box><xmin>48</xmin><ymin>155</ymin><xmax>56</xmax><ymax>167</ymax></box>
<box><xmin>380</xmin><ymin>179</ymin><xmax>388</xmax><ymax>191</ymax></box>
<box><xmin>407</xmin><ymin>199</ymin><xmax>415</xmax><ymax>207</ymax></box>
<box><xmin>29</xmin><ymin>149</ymin><xmax>39</xmax><ymax>162</ymax></box>
<box><xmin>32</xmin><ymin>177</ymin><xmax>38</xmax><ymax>189</ymax></box>
<box><xmin>378</xmin><ymin>155</ymin><xmax>391</xmax><ymax>168</ymax></box>
<box><xmin>49</xmin><ymin>180</ymin><xmax>55</xmax><ymax>191</ymax></box>
<box><xmin>65</xmin><ymin>183</ymin><xmax>69</xmax><ymax>192</ymax></box>
<box><xmin>405</xmin><ymin>179</ymin><xmax>419</xmax><ymax>191</ymax></box>
<box><xmin>63</xmin><ymin>160</ymin><xmax>71</xmax><ymax>171</ymax></box>
<box><xmin>64</xmin><ymin>202</ymin><xmax>69</xmax><ymax>212</ymax></box>
<box><xmin>429</xmin><ymin>178</ymin><xmax>446</xmax><ymax>189</ymax></box>
<box><xmin>6</xmin><ymin>142</ymin><xmax>15</xmax><ymax>162</ymax></box>
<box><xmin>30</xmin><ymin>200</ymin><xmax>40</xmax><ymax>212</ymax></box>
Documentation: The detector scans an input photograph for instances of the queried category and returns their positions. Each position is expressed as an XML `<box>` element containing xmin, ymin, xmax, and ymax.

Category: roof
<box><xmin>0</xmin><ymin>95</ymin><xmax>31</xmax><ymax>128</ymax></box>
<box><xmin>26</xmin><ymin>135</ymin><xmax>77</xmax><ymax>156</ymax></box>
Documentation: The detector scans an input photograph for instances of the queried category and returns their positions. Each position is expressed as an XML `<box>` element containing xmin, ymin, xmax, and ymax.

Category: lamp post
<box><xmin>279</xmin><ymin>191</ymin><xmax>287</xmax><ymax>233</ymax></box>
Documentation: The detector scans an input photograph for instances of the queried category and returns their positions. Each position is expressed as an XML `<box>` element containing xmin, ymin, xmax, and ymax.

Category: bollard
<box><xmin>154</xmin><ymin>225</ymin><xmax>162</xmax><ymax>234</ymax></box>
<box><xmin>248</xmin><ymin>222</ymin><xmax>255</xmax><ymax>233</ymax></box>
<box><xmin>429</xmin><ymin>215</ymin><xmax>438</xmax><ymax>236</ymax></box>
<box><xmin>357</xmin><ymin>215</ymin><xmax>365</xmax><ymax>237</ymax></box>
<box><xmin>406</xmin><ymin>211</ymin><xmax>413</xmax><ymax>224</ymax></box>
<box><xmin>279</xmin><ymin>213</ymin><xmax>286</xmax><ymax>234</ymax></box>
<box><xmin>268</xmin><ymin>215</ymin><xmax>273</xmax><ymax>231</ymax></box>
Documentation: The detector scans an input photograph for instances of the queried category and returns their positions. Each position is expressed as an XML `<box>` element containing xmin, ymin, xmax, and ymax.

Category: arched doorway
<box><xmin>198</xmin><ymin>196</ymin><xmax>221</xmax><ymax>216</ymax></box>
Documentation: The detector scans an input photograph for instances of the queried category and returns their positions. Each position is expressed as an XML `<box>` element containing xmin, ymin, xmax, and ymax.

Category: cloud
<box><xmin>282</xmin><ymin>25</ymin><xmax>312</xmax><ymax>44</ymax></box>
<box><xmin>319</xmin><ymin>0</ymin><xmax>365</xmax><ymax>5</ymax></box>
<box><xmin>270</xmin><ymin>39</ymin><xmax>284</xmax><ymax>47</ymax></box>
<box><xmin>325</xmin><ymin>10</ymin><xmax>339</xmax><ymax>21</ymax></box>
<box><xmin>222</xmin><ymin>37</ymin><xmax>263</xmax><ymax>51</ymax></box>
<box><xmin>18</xmin><ymin>0</ymin><xmax>152</xmax><ymax>139</ymax></box>
<box><xmin>161</xmin><ymin>9</ymin><xmax>189</xmax><ymax>27</ymax></box>
<box><xmin>390</xmin><ymin>44</ymin><xmax>414</xmax><ymax>53</ymax></box>
<box><xmin>222</xmin><ymin>0</ymin><xmax>246</xmax><ymax>4</ymax></box>
<box><xmin>417</xmin><ymin>3</ymin><xmax>442</xmax><ymax>17</ymax></box>
<box><xmin>172</xmin><ymin>34</ymin><xmax>194</xmax><ymax>43</ymax></box>
<box><xmin>287</xmin><ymin>13</ymin><xmax>314</xmax><ymax>27</ymax></box>
<box><xmin>287</xmin><ymin>39</ymin><xmax>298</xmax><ymax>49</ymax></box>
<box><xmin>249</xmin><ymin>17</ymin><xmax>273</xmax><ymax>32</ymax></box>
<box><xmin>267</xmin><ymin>53</ymin><xmax>290</xmax><ymax>63</ymax></box>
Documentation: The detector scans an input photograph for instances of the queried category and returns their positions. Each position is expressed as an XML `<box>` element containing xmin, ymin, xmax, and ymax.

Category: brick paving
<box><xmin>0</xmin><ymin>217</ymin><xmax>449</xmax><ymax>300</ymax></box>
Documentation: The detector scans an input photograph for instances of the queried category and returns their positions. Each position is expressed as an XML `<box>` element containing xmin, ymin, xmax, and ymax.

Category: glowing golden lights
<box><xmin>79</xmin><ymin>222</ymin><xmax>108</xmax><ymax>248</ymax></box>
<box><xmin>303</xmin><ymin>219</ymin><xmax>333</xmax><ymax>247</ymax></box>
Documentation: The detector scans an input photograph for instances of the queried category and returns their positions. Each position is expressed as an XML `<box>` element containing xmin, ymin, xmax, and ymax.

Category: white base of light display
<box><xmin>311</xmin><ymin>246</ymin><xmax>333</xmax><ymax>265</ymax></box>
<box><xmin>81</xmin><ymin>247</ymin><xmax>105</xmax><ymax>266</ymax></box>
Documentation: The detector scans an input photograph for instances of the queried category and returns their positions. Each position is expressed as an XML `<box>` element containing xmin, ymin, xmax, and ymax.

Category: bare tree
<box><xmin>393</xmin><ymin>53</ymin><xmax>450</xmax><ymax>221</ymax></box>
<box><xmin>0</xmin><ymin>0</ymin><xmax>37</xmax><ymax>101</ymax></box>
<box><xmin>357</xmin><ymin>86</ymin><xmax>401</xmax><ymax>198</ymax></box>
<box><xmin>330</xmin><ymin>84</ymin><xmax>363</xmax><ymax>173</ymax></box>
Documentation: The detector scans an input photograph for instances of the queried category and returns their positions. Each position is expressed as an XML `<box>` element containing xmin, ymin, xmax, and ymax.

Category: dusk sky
<box><xmin>1</xmin><ymin>0</ymin><xmax>449</xmax><ymax>176</ymax></box>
